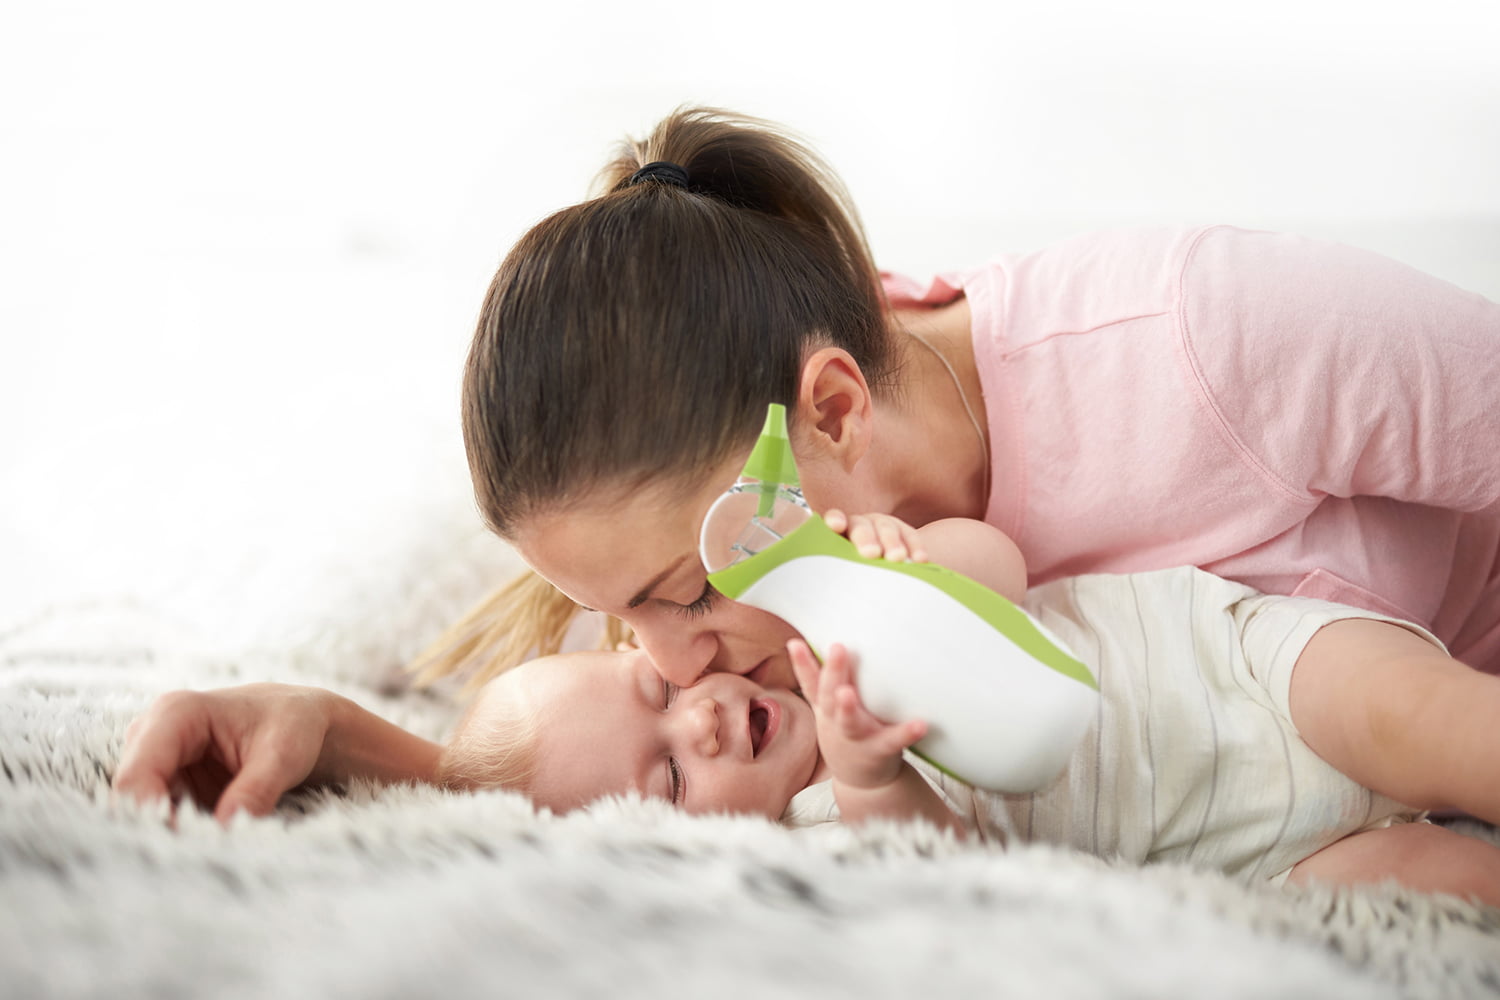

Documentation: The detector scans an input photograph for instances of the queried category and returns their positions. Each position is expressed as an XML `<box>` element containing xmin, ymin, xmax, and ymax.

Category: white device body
<box><xmin>739</xmin><ymin>555</ymin><xmax>1098</xmax><ymax>792</ymax></box>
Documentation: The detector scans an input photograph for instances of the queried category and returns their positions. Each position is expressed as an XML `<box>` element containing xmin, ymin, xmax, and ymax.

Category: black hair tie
<box><xmin>628</xmin><ymin>161</ymin><xmax>690</xmax><ymax>189</ymax></box>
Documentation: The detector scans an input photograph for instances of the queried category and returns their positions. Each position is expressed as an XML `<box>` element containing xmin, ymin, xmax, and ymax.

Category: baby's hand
<box><xmin>823</xmin><ymin>510</ymin><xmax>927</xmax><ymax>563</ymax></box>
<box><xmin>787</xmin><ymin>639</ymin><xmax>926</xmax><ymax>791</ymax></box>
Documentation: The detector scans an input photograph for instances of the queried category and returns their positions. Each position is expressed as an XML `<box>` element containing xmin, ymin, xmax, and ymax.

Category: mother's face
<box><xmin>509</xmin><ymin>457</ymin><xmax>802</xmax><ymax>690</ymax></box>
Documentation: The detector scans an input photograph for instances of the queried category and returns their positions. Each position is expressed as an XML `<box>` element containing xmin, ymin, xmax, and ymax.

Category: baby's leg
<box><xmin>1289</xmin><ymin>618</ymin><xmax>1500</xmax><ymax>823</ymax></box>
<box><xmin>1286</xmin><ymin>822</ymin><xmax>1500</xmax><ymax>906</ymax></box>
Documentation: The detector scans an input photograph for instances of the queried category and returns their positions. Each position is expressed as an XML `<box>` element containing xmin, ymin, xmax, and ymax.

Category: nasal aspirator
<box><xmin>699</xmin><ymin>404</ymin><xmax>1098</xmax><ymax>793</ymax></box>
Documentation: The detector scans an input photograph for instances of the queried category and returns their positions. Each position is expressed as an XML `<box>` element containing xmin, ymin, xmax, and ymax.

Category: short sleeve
<box><xmin>781</xmin><ymin>780</ymin><xmax>840</xmax><ymax>829</ymax></box>
<box><xmin>1231</xmin><ymin>592</ymin><xmax>1448</xmax><ymax>728</ymax></box>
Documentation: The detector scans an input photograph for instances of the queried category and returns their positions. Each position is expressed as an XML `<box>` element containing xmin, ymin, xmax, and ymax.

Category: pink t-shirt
<box><xmin>884</xmin><ymin>225</ymin><xmax>1500</xmax><ymax>673</ymax></box>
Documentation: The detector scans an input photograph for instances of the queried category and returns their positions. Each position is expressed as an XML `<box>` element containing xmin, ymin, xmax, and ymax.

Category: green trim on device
<box><xmin>709</xmin><ymin>515</ymin><xmax>1097</xmax><ymax>690</ymax></box>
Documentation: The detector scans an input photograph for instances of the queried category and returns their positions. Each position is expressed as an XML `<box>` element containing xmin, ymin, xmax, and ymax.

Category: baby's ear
<box><xmin>795</xmin><ymin>347</ymin><xmax>873</xmax><ymax>473</ymax></box>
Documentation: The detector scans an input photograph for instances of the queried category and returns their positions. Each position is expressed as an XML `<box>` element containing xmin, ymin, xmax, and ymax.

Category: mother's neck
<box><xmin>879</xmin><ymin>298</ymin><xmax>991</xmax><ymax>524</ymax></box>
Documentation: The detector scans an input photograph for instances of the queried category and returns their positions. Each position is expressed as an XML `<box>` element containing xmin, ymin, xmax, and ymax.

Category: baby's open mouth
<box><xmin>748</xmin><ymin>699</ymin><xmax>778</xmax><ymax>757</ymax></box>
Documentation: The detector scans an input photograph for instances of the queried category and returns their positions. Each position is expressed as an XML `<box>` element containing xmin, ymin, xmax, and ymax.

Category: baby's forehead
<box><xmin>540</xmin><ymin>647</ymin><xmax>651</xmax><ymax>680</ymax></box>
<box><xmin>513</xmin><ymin>647</ymin><xmax>653</xmax><ymax>708</ymax></box>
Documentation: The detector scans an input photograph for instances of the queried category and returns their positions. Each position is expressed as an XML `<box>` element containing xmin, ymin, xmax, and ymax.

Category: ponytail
<box><xmin>594</xmin><ymin>107</ymin><xmax>883</xmax><ymax>306</ymax></box>
<box><xmin>408</xmin><ymin>570</ymin><xmax>632</xmax><ymax>697</ymax></box>
<box><xmin>463</xmin><ymin>106</ymin><xmax>893</xmax><ymax>536</ymax></box>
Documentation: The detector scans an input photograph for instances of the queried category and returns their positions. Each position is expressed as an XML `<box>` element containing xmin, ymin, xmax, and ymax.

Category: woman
<box><xmin>115</xmin><ymin>107</ymin><xmax>1500</xmax><ymax>821</ymax></box>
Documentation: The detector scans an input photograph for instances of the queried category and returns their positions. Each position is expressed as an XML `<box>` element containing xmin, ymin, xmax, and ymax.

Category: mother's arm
<box><xmin>113</xmin><ymin>684</ymin><xmax>441</xmax><ymax>825</ymax></box>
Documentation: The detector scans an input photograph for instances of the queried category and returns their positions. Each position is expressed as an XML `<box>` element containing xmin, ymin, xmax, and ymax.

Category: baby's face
<box><xmin>509</xmin><ymin>648</ymin><xmax>819</xmax><ymax>819</ymax></box>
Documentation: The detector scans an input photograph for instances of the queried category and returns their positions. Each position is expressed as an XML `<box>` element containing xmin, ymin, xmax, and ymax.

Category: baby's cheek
<box><xmin>680</xmin><ymin>783</ymin><xmax>768</xmax><ymax>820</ymax></box>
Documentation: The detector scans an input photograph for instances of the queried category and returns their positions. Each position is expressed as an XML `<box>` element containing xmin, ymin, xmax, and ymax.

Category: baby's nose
<box><xmin>689</xmin><ymin>699</ymin><xmax>721</xmax><ymax>756</ymax></box>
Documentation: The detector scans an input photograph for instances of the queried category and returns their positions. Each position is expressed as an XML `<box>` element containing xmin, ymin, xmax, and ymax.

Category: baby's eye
<box><xmin>661</xmin><ymin>679</ymin><xmax>679</xmax><ymax>709</ymax></box>
<box><xmin>667</xmin><ymin>757</ymin><xmax>684</xmax><ymax>805</ymax></box>
<box><xmin>678</xmin><ymin>581</ymin><xmax>717</xmax><ymax>620</ymax></box>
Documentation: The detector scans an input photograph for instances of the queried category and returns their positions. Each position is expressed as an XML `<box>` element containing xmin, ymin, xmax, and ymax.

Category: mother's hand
<box><xmin>113</xmin><ymin>684</ymin><xmax>337</xmax><ymax>824</ymax></box>
<box><xmin>822</xmin><ymin>509</ymin><xmax>928</xmax><ymax>563</ymax></box>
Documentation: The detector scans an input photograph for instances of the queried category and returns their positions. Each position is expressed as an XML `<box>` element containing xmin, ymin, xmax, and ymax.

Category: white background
<box><xmin>3</xmin><ymin>0</ymin><xmax>1498</xmax><ymax>633</ymax></box>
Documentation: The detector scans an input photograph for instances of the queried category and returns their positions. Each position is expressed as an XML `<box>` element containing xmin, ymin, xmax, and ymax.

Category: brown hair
<box><xmin>418</xmin><ymin>107</ymin><xmax>893</xmax><ymax>689</ymax></box>
<box><xmin>464</xmin><ymin>105</ymin><xmax>892</xmax><ymax>536</ymax></box>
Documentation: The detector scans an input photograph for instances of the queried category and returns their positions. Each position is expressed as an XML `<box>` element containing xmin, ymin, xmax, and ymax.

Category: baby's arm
<box><xmin>915</xmin><ymin>518</ymin><xmax>1028</xmax><ymax>602</ymax></box>
<box><xmin>1290</xmin><ymin>619</ymin><xmax>1500</xmax><ymax>824</ymax></box>
<box><xmin>788</xmin><ymin>640</ymin><xmax>964</xmax><ymax>836</ymax></box>
<box><xmin>824</xmin><ymin>511</ymin><xmax>1027</xmax><ymax>602</ymax></box>
<box><xmin>1283</xmin><ymin>618</ymin><xmax>1500</xmax><ymax>905</ymax></box>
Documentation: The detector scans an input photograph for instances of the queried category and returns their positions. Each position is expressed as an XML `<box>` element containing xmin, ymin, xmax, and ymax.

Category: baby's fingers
<box><xmin>894</xmin><ymin>718</ymin><xmax>928</xmax><ymax>750</ymax></box>
<box><xmin>817</xmin><ymin>644</ymin><xmax>858</xmax><ymax>708</ymax></box>
<box><xmin>787</xmin><ymin>639</ymin><xmax>821</xmax><ymax>701</ymax></box>
<box><xmin>833</xmin><ymin>695</ymin><xmax>927</xmax><ymax>755</ymax></box>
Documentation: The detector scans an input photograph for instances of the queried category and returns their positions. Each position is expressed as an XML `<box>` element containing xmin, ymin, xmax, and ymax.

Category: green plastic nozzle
<box><xmin>741</xmin><ymin>403</ymin><xmax>800</xmax><ymax>516</ymax></box>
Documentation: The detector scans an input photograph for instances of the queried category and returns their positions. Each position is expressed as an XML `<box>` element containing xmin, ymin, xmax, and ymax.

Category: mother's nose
<box><xmin>630</xmin><ymin>618</ymin><xmax>719</xmax><ymax>688</ymax></box>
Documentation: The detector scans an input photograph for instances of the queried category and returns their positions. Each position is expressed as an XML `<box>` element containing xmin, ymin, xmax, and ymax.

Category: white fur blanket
<box><xmin>3</xmin><ymin>487</ymin><xmax>1500</xmax><ymax>1000</ymax></box>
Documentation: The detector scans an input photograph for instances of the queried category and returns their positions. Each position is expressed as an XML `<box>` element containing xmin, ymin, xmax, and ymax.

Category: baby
<box><xmin>441</xmin><ymin>516</ymin><xmax>1500</xmax><ymax>905</ymax></box>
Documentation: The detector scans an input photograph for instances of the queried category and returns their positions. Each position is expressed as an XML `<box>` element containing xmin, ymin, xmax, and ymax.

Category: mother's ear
<box><xmin>794</xmin><ymin>347</ymin><xmax>873</xmax><ymax>472</ymax></box>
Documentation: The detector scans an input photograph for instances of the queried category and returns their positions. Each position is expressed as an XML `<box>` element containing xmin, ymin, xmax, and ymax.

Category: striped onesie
<box><xmin>782</xmin><ymin>566</ymin><xmax>1430</xmax><ymax>883</ymax></box>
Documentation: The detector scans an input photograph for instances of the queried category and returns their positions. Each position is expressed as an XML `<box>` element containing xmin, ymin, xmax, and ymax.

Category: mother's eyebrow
<box><xmin>626</xmin><ymin>554</ymin><xmax>691</xmax><ymax>609</ymax></box>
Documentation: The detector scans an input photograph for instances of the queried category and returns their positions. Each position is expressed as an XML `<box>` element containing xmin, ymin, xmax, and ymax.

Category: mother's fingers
<box><xmin>830</xmin><ymin>511</ymin><xmax>927</xmax><ymax>562</ymax></box>
<box><xmin>113</xmin><ymin>692</ymin><xmax>213</xmax><ymax>807</ymax></box>
<box><xmin>845</xmin><ymin>517</ymin><xmax>884</xmax><ymax>559</ymax></box>
<box><xmin>873</xmin><ymin>516</ymin><xmax>926</xmax><ymax>563</ymax></box>
<box><xmin>213</xmin><ymin>745</ymin><xmax>301</xmax><ymax>824</ymax></box>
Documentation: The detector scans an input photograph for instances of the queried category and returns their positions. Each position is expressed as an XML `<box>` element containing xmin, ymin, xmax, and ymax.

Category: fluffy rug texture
<box><xmin>4</xmin><ymin>477</ymin><xmax>1500</xmax><ymax>1000</ymax></box>
<box><xmin>8</xmin><ymin>220</ymin><xmax>1500</xmax><ymax>994</ymax></box>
